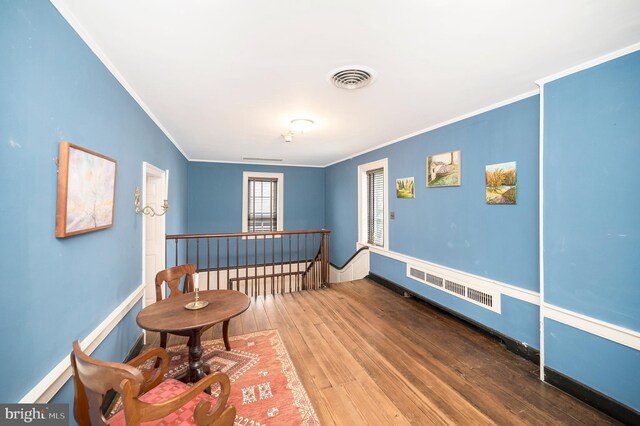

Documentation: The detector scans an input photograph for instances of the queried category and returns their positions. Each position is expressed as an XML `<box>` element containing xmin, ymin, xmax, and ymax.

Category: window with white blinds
<box><xmin>366</xmin><ymin>168</ymin><xmax>385</xmax><ymax>246</ymax></box>
<box><xmin>247</xmin><ymin>178</ymin><xmax>278</xmax><ymax>232</ymax></box>
<box><xmin>242</xmin><ymin>171</ymin><xmax>284</xmax><ymax>234</ymax></box>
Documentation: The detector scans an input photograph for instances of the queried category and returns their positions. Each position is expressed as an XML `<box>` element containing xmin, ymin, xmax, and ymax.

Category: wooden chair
<box><xmin>70</xmin><ymin>341</ymin><xmax>236</xmax><ymax>426</ymax></box>
<box><xmin>155</xmin><ymin>264</ymin><xmax>197</xmax><ymax>351</ymax></box>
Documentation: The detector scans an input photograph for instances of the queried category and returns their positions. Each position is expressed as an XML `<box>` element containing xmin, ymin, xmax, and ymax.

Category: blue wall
<box><xmin>184</xmin><ymin>162</ymin><xmax>325</xmax><ymax>269</ymax></box>
<box><xmin>326</xmin><ymin>96</ymin><xmax>540</xmax><ymax>291</ymax></box>
<box><xmin>543</xmin><ymin>51</ymin><xmax>640</xmax><ymax>409</ymax></box>
<box><xmin>0</xmin><ymin>0</ymin><xmax>188</xmax><ymax>404</ymax></box>
<box><xmin>325</xmin><ymin>95</ymin><xmax>540</xmax><ymax>348</ymax></box>
<box><xmin>188</xmin><ymin>162</ymin><xmax>325</xmax><ymax>234</ymax></box>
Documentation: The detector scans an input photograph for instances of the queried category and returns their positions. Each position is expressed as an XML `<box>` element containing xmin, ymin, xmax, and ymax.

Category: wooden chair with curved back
<box><xmin>70</xmin><ymin>340</ymin><xmax>236</xmax><ymax>426</ymax></box>
<box><xmin>155</xmin><ymin>264</ymin><xmax>197</xmax><ymax>351</ymax></box>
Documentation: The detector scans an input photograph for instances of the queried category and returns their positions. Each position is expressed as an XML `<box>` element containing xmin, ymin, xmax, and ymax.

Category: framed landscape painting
<box><xmin>427</xmin><ymin>150</ymin><xmax>460</xmax><ymax>187</ymax></box>
<box><xmin>396</xmin><ymin>177</ymin><xmax>415</xmax><ymax>198</ymax></box>
<box><xmin>56</xmin><ymin>142</ymin><xmax>117</xmax><ymax>237</ymax></box>
<box><xmin>486</xmin><ymin>161</ymin><xmax>517</xmax><ymax>204</ymax></box>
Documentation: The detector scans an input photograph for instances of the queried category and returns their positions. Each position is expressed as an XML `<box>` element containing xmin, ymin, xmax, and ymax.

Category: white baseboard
<box><xmin>19</xmin><ymin>284</ymin><xmax>145</xmax><ymax>403</ymax></box>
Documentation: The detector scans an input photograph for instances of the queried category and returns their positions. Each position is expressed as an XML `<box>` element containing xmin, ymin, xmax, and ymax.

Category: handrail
<box><xmin>165</xmin><ymin>229</ymin><xmax>330</xmax><ymax>296</ymax></box>
<box><xmin>329</xmin><ymin>246</ymin><xmax>369</xmax><ymax>271</ymax></box>
<box><xmin>167</xmin><ymin>229</ymin><xmax>330</xmax><ymax>240</ymax></box>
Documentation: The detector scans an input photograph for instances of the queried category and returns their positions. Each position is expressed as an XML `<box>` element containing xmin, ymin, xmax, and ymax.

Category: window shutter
<box><xmin>366</xmin><ymin>168</ymin><xmax>384</xmax><ymax>246</ymax></box>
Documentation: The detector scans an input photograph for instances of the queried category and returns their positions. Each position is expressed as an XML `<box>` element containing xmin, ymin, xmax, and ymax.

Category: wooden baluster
<box><xmin>287</xmin><ymin>235</ymin><xmax>291</xmax><ymax>295</ymax></box>
<box><xmin>174</xmin><ymin>238</ymin><xmax>178</xmax><ymax>268</ymax></box>
<box><xmin>254</xmin><ymin>235</ymin><xmax>258</xmax><ymax>298</ymax></box>
<box><xmin>271</xmin><ymin>233</ymin><xmax>275</xmax><ymax>297</ymax></box>
<box><xmin>207</xmin><ymin>238</ymin><xmax>210</xmax><ymax>290</ymax></box>
<box><xmin>263</xmin><ymin>235</ymin><xmax>267</xmax><ymax>297</ymax></box>
<box><xmin>216</xmin><ymin>238</ymin><xmax>220</xmax><ymax>290</ymax></box>
<box><xmin>245</xmin><ymin>236</ymin><xmax>249</xmax><ymax>295</ymax></box>
<box><xmin>280</xmin><ymin>232</ymin><xmax>284</xmax><ymax>296</ymax></box>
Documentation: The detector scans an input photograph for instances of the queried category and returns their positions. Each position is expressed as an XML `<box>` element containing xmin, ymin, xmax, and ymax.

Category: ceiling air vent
<box><xmin>328</xmin><ymin>65</ymin><xmax>376</xmax><ymax>90</ymax></box>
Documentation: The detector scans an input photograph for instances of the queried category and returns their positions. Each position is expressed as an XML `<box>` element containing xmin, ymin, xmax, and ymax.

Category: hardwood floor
<box><xmin>144</xmin><ymin>279</ymin><xmax>618</xmax><ymax>425</ymax></box>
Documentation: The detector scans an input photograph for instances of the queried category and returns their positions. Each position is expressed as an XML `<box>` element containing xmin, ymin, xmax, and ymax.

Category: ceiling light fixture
<box><xmin>290</xmin><ymin>118</ymin><xmax>314</xmax><ymax>134</ymax></box>
<box><xmin>282</xmin><ymin>118</ymin><xmax>314</xmax><ymax>143</ymax></box>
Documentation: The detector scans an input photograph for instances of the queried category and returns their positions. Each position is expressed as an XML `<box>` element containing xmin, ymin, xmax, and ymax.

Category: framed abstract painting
<box><xmin>55</xmin><ymin>141</ymin><xmax>117</xmax><ymax>237</ymax></box>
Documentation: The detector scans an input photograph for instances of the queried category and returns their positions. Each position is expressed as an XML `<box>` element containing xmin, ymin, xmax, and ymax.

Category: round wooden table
<box><xmin>136</xmin><ymin>290</ymin><xmax>250</xmax><ymax>387</ymax></box>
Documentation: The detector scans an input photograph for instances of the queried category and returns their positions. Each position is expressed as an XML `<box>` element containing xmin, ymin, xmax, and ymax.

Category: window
<box><xmin>366</xmin><ymin>168</ymin><xmax>384</xmax><ymax>246</ymax></box>
<box><xmin>358</xmin><ymin>159</ymin><xmax>388</xmax><ymax>249</ymax></box>
<box><xmin>242</xmin><ymin>172</ymin><xmax>284</xmax><ymax>233</ymax></box>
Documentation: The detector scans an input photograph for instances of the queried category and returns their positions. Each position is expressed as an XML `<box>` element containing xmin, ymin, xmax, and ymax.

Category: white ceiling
<box><xmin>53</xmin><ymin>0</ymin><xmax>640</xmax><ymax>167</ymax></box>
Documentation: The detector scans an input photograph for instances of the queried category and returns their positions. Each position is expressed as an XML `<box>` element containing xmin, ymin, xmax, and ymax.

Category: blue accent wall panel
<box><xmin>326</xmin><ymin>96</ymin><xmax>540</xmax><ymax>292</ymax></box>
<box><xmin>544</xmin><ymin>51</ymin><xmax>640</xmax><ymax>330</ymax></box>
<box><xmin>370</xmin><ymin>253</ymin><xmax>540</xmax><ymax>348</ymax></box>
<box><xmin>0</xmin><ymin>1</ymin><xmax>187</xmax><ymax>402</ymax></box>
<box><xmin>187</xmin><ymin>162</ymin><xmax>325</xmax><ymax>234</ymax></box>
<box><xmin>545</xmin><ymin>319</ymin><xmax>640</xmax><ymax>410</ymax></box>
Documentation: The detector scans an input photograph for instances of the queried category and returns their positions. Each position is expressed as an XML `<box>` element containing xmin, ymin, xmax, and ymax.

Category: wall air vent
<box><xmin>426</xmin><ymin>273</ymin><xmax>443</xmax><ymax>287</ymax></box>
<box><xmin>409</xmin><ymin>267</ymin><xmax>425</xmax><ymax>281</ymax></box>
<box><xmin>328</xmin><ymin>65</ymin><xmax>376</xmax><ymax>90</ymax></box>
<box><xmin>405</xmin><ymin>264</ymin><xmax>501</xmax><ymax>313</ymax></box>
<box><xmin>467</xmin><ymin>288</ymin><xmax>493</xmax><ymax>308</ymax></box>
<box><xmin>242</xmin><ymin>157</ymin><xmax>283</xmax><ymax>162</ymax></box>
<box><xmin>445</xmin><ymin>280</ymin><xmax>466</xmax><ymax>296</ymax></box>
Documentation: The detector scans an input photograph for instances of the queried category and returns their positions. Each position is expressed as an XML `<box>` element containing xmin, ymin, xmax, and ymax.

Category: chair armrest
<box><xmin>127</xmin><ymin>348</ymin><xmax>169</xmax><ymax>392</ymax></box>
<box><xmin>121</xmin><ymin>372</ymin><xmax>233</xmax><ymax>425</ymax></box>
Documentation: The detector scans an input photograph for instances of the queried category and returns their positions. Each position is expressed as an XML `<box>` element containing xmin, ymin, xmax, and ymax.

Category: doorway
<box><xmin>142</xmin><ymin>163</ymin><xmax>167</xmax><ymax>310</ymax></box>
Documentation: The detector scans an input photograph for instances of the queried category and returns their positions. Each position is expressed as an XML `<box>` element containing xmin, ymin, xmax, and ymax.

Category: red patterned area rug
<box><xmin>111</xmin><ymin>330</ymin><xmax>319</xmax><ymax>425</ymax></box>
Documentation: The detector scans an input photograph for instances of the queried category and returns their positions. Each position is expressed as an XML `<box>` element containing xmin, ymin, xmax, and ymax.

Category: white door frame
<box><xmin>141</xmin><ymin>162</ymin><xmax>167</xmax><ymax>309</ymax></box>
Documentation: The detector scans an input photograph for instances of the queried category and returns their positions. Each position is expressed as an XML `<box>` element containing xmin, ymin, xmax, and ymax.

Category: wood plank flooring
<box><xmin>144</xmin><ymin>279</ymin><xmax>618</xmax><ymax>425</ymax></box>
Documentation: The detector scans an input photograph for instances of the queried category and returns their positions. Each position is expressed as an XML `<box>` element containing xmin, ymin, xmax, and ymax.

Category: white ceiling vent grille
<box><xmin>405</xmin><ymin>264</ymin><xmax>501</xmax><ymax>314</ymax></box>
<box><xmin>328</xmin><ymin>65</ymin><xmax>376</xmax><ymax>90</ymax></box>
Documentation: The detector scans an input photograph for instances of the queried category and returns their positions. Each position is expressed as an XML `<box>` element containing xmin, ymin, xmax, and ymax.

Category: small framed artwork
<box><xmin>486</xmin><ymin>161</ymin><xmax>517</xmax><ymax>204</ymax></box>
<box><xmin>56</xmin><ymin>141</ymin><xmax>117</xmax><ymax>237</ymax></box>
<box><xmin>396</xmin><ymin>177</ymin><xmax>415</xmax><ymax>198</ymax></box>
<box><xmin>427</xmin><ymin>150</ymin><xmax>461</xmax><ymax>187</ymax></box>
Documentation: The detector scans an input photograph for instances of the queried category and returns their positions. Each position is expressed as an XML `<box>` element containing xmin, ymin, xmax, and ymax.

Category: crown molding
<box><xmin>190</xmin><ymin>159</ymin><xmax>325</xmax><ymax>168</ymax></box>
<box><xmin>323</xmin><ymin>89</ymin><xmax>540</xmax><ymax>168</ymax></box>
<box><xmin>536</xmin><ymin>41</ymin><xmax>640</xmax><ymax>85</ymax></box>
<box><xmin>50</xmin><ymin>0</ymin><xmax>191</xmax><ymax>160</ymax></box>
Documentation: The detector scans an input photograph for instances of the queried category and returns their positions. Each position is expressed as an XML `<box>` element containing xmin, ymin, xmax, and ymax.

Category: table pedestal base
<box><xmin>176</xmin><ymin>320</ymin><xmax>232</xmax><ymax>394</ymax></box>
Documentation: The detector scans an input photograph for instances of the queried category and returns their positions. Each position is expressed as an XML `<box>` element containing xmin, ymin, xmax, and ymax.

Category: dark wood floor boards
<box><xmin>144</xmin><ymin>279</ymin><xmax>617</xmax><ymax>425</ymax></box>
<box><xmin>333</xmin><ymin>281</ymin><xmax>611</xmax><ymax>425</ymax></box>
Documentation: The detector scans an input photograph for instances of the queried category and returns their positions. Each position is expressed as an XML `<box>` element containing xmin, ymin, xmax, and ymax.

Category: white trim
<box><xmin>357</xmin><ymin>158</ymin><xmax>389</xmax><ymax>251</ymax></box>
<box><xmin>50</xmin><ymin>0</ymin><xmax>190</xmax><ymax>160</ymax></box>
<box><xmin>141</xmin><ymin>162</ymin><xmax>166</xmax><ymax>313</ymax></box>
<box><xmin>325</xmin><ymin>90</ymin><xmax>539</xmax><ymax>168</ymax></box>
<box><xmin>330</xmin><ymin>249</ymin><xmax>370</xmax><ymax>283</ymax></box>
<box><xmin>191</xmin><ymin>159</ymin><xmax>324</xmax><ymax>168</ymax></box>
<box><xmin>19</xmin><ymin>284</ymin><xmax>144</xmax><ymax>403</ymax></box>
<box><xmin>538</xmin><ymin>83</ymin><xmax>546</xmax><ymax>380</ymax></box>
<box><xmin>545</xmin><ymin>304</ymin><xmax>640</xmax><ymax>352</ymax></box>
<box><xmin>241</xmin><ymin>171</ymin><xmax>284</xmax><ymax>234</ymax></box>
<box><xmin>535</xmin><ymin>41</ymin><xmax>640</xmax><ymax>85</ymax></box>
<box><xmin>360</xmin><ymin>243</ymin><xmax>540</xmax><ymax>305</ymax></box>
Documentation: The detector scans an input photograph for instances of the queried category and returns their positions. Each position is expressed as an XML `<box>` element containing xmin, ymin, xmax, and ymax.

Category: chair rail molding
<box><xmin>359</xmin><ymin>243</ymin><xmax>540</xmax><ymax>305</ymax></box>
<box><xmin>363</xmin><ymin>244</ymin><xmax>640</xmax><ymax>353</ymax></box>
<box><xmin>19</xmin><ymin>284</ymin><xmax>144</xmax><ymax>403</ymax></box>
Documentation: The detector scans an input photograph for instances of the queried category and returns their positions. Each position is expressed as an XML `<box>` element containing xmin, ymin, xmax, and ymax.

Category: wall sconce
<box><xmin>135</xmin><ymin>187</ymin><xmax>169</xmax><ymax>216</ymax></box>
<box><xmin>135</xmin><ymin>169</ymin><xmax>169</xmax><ymax>216</ymax></box>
